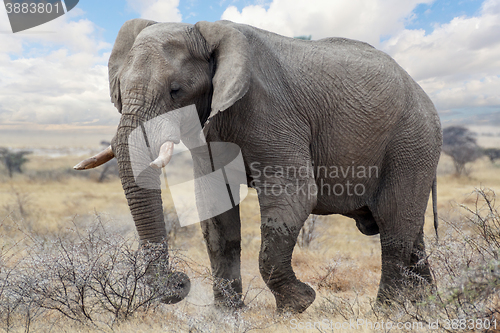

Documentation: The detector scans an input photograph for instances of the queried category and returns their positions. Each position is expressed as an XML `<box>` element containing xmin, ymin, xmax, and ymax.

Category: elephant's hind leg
<box><xmin>408</xmin><ymin>227</ymin><xmax>434</xmax><ymax>299</ymax></box>
<box><xmin>200</xmin><ymin>205</ymin><xmax>244</xmax><ymax>308</ymax></box>
<box><xmin>373</xmin><ymin>183</ymin><xmax>435</xmax><ymax>304</ymax></box>
<box><xmin>258</xmin><ymin>177</ymin><xmax>317</xmax><ymax>313</ymax></box>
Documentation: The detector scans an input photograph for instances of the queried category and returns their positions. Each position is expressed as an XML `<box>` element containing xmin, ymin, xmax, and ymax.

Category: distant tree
<box><xmin>483</xmin><ymin>148</ymin><xmax>500</xmax><ymax>164</ymax></box>
<box><xmin>0</xmin><ymin>148</ymin><xmax>31</xmax><ymax>178</ymax></box>
<box><xmin>294</xmin><ymin>35</ymin><xmax>312</xmax><ymax>40</ymax></box>
<box><xmin>442</xmin><ymin>126</ymin><xmax>483</xmax><ymax>176</ymax></box>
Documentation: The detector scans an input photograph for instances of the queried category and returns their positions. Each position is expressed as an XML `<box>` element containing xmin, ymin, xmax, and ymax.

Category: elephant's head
<box><xmin>74</xmin><ymin>19</ymin><xmax>251</xmax><ymax>303</ymax></box>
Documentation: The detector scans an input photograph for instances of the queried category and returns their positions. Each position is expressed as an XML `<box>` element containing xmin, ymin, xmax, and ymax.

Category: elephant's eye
<box><xmin>170</xmin><ymin>82</ymin><xmax>182</xmax><ymax>99</ymax></box>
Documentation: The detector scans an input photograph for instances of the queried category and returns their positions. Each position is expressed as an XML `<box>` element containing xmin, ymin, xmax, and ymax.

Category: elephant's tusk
<box><xmin>73</xmin><ymin>146</ymin><xmax>114</xmax><ymax>170</ymax></box>
<box><xmin>150</xmin><ymin>141</ymin><xmax>175</xmax><ymax>169</ymax></box>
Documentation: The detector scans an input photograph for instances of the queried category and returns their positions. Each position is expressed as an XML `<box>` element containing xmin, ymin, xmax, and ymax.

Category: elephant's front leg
<box><xmin>200</xmin><ymin>205</ymin><xmax>244</xmax><ymax>308</ymax></box>
<box><xmin>258</xmin><ymin>177</ymin><xmax>317</xmax><ymax>313</ymax></box>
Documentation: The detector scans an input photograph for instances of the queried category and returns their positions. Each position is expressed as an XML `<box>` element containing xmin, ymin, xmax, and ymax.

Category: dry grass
<box><xmin>1</xmin><ymin>150</ymin><xmax>500</xmax><ymax>332</ymax></box>
<box><xmin>0</xmin><ymin>155</ymin><xmax>128</xmax><ymax>235</ymax></box>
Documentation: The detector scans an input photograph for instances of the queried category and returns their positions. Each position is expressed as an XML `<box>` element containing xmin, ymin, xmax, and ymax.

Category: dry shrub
<box><xmin>311</xmin><ymin>188</ymin><xmax>499</xmax><ymax>332</ymax></box>
<box><xmin>372</xmin><ymin>188</ymin><xmax>500</xmax><ymax>332</ymax></box>
<box><xmin>2</xmin><ymin>184</ymin><xmax>500</xmax><ymax>332</ymax></box>
<box><xmin>1</xmin><ymin>189</ymin><xmax>37</xmax><ymax>235</ymax></box>
<box><xmin>315</xmin><ymin>256</ymin><xmax>367</xmax><ymax>293</ymax></box>
<box><xmin>0</xmin><ymin>214</ymin><xmax>187</xmax><ymax>332</ymax></box>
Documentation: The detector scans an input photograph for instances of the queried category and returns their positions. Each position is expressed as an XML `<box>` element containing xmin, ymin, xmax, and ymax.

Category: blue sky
<box><xmin>0</xmin><ymin>0</ymin><xmax>499</xmax><ymax>133</ymax></box>
<box><xmin>406</xmin><ymin>0</ymin><xmax>484</xmax><ymax>32</ymax></box>
<box><xmin>77</xmin><ymin>0</ymin><xmax>487</xmax><ymax>47</ymax></box>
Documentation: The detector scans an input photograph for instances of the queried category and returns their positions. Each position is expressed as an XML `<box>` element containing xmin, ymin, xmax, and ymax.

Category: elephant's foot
<box><xmin>214</xmin><ymin>294</ymin><xmax>245</xmax><ymax>309</ymax></box>
<box><xmin>141</xmin><ymin>243</ymin><xmax>191</xmax><ymax>304</ymax></box>
<box><xmin>147</xmin><ymin>270</ymin><xmax>191</xmax><ymax>304</ymax></box>
<box><xmin>213</xmin><ymin>278</ymin><xmax>245</xmax><ymax>309</ymax></box>
<box><xmin>375</xmin><ymin>285</ymin><xmax>396</xmax><ymax>307</ymax></box>
<box><xmin>158</xmin><ymin>271</ymin><xmax>191</xmax><ymax>304</ymax></box>
<box><xmin>273</xmin><ymin>280</ymin><xmax>316</xmax><ymax>313</ymax></box>
<box><xmin>376</xmin><ymin>273</ymin><xmax>434</xmax><ymax>307</ymax></box>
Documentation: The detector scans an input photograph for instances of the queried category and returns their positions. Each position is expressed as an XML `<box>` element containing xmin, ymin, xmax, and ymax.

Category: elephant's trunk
<box><xmin>114</xmin><ymin>114</ymin><xmax>190</xmax><ymax>303</ymax></box>
<box><xmin>115</xmin><ymin>116</ymin><xmax>166</xmax><ymax>242</ymax></box>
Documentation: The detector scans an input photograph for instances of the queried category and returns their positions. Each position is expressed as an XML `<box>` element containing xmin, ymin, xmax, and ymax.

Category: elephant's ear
<box><xmin>108</xmin><ymin>19</ymin><xmax>157</xmax><ymax>113</ymax></box>
<box><xmin>195</xmin><ymin>21</ymin><xmax>251</xmax><ymax>119</ymax></box>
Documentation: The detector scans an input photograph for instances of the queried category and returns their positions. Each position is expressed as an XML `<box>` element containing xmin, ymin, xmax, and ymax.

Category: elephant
<box><xmin>75</xmin><ymin>19</ymin><xmax>442</xmax><ymax>313</ymax></box>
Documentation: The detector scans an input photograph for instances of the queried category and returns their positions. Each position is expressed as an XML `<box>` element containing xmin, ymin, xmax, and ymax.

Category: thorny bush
<box><xmin>372</xmin><ymin>188</ymin><xmax>500</xmax><ymax>332</ymax></box>
<box><xmin>0</xmin><ymin>214</ymin><xmax>186</xmax><ymax>332</ymax></box>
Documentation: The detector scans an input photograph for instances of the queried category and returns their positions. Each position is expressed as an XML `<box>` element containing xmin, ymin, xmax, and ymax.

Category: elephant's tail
<box><xmin>432</xmin><ymin>176</ymin><xmax>439</xmax><ymax>241</ymax></box>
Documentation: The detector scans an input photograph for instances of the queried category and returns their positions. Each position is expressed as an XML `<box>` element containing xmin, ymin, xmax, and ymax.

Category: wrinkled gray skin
<box><xmin>105</xmin><ymin>19</ymin><xmax>442</xmax><ymax>312</ymax></box>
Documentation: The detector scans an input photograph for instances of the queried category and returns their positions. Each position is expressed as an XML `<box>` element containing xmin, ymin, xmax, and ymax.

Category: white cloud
<box><xmin>382</xmin><ymin>0</ymin><xmax>500</xmax><ymax>112</ymax></box>
<box><xmin>0</xmin><ymin>7</ymin><xmax>117</xmax><ymax>128</ymax></box>
<box><xmin>0</xmin><ymin>0</ymin><xmax>185</xmax><ymax>131</ymax></box>
<box><xmin>126</xmin><ymin>0</ymin><xmax>182</xmax><ymax>22</ymax></box>
<box><xmin>0</xmin><ymin>51</ymin><xmax>116</xmax><ymax>126</ymax></box>
<box><xmin>221</xmin><ymin>0</ymin><xmax>434</xmax><ymax>46</ymax></box>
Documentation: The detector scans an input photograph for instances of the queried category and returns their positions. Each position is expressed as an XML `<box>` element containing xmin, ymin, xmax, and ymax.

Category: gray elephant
<box><xmin>75</xmin><ymin>19</ymin><xmax>442</xmax><ymax>313</ymax></box>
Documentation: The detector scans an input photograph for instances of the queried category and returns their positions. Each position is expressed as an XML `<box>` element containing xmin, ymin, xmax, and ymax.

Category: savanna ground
<box><xmin>1</xmin><ymin>130</ymin><xmax>500</xmax><ymax>332</ymax></box>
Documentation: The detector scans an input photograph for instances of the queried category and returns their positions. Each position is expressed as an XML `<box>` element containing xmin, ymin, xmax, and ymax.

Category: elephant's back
<box><xmin>316</xmin><ymin>36</ymin><xmax>375</xmax><ymax>50</ymax></box>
